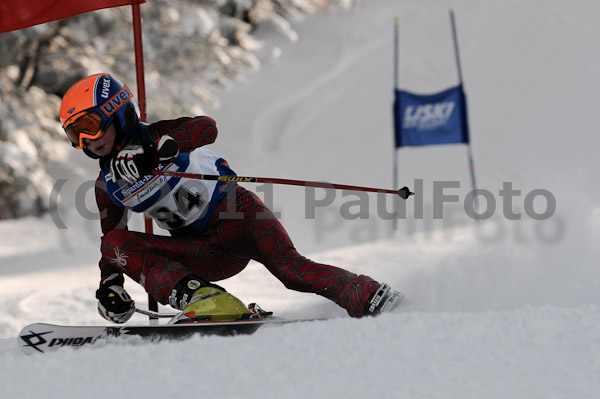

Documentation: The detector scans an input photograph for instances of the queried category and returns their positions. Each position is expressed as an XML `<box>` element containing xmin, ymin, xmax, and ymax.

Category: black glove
<box><xmin>110</xmin><ymin>142</ymin><xmax>158</xmax><ymax>184</ymax></box>
<box><xmin>96</xmin><ymin>273</ymin><xmax>135</xmax><ymax>324</ymax></box>
<box><xmin>110</xmin><ymin>136</ymin><xmax>179</xmax><ymax>184</ymax></box>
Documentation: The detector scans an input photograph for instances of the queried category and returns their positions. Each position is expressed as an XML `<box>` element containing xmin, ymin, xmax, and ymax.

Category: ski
<box><xmin>17</xmin><ymin>317</ymin><xmax>319</xmax><ymax>355</ymax></box>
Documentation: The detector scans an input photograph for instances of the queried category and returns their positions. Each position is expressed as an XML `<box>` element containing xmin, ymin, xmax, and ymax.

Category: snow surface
<box><xmin>2</xmin><ymin>0</ymin><xmax>600</xmax><ymax>398</ymax></box>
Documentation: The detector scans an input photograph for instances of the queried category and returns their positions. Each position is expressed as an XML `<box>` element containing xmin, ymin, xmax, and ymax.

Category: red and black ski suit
<box><xmin>96</xmin><ymin>116</ymin><xmax>380</xmax><ymax>317</ymax></box>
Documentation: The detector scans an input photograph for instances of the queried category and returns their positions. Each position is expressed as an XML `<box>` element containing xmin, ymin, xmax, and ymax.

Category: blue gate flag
<box><xmin>394</xmin><ymin>85</ymin><xmax>470</xmax><ymax>148</ymax></box>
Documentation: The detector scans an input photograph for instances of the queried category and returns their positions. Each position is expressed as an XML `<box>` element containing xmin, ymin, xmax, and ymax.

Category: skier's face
<box><xmin>85</xmin><ymin>123</ymin><xmax>117</xmax><ymax>157</ymax></box>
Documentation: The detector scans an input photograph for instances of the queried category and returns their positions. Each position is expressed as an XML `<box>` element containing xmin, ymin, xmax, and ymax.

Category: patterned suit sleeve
<box><xmin>148</xmin><ymin>116</ymin><xmax>218</xmax><ymax>151</ymax></box>
<box><xmin>95</xmin><ymin>175</ymin><xmax>128</xmax><ymax>234</ymax></box>
<box><xmin>95</xmin><ymin>174</ymin><xmax>128</xmax><ymax>282</ymax></box>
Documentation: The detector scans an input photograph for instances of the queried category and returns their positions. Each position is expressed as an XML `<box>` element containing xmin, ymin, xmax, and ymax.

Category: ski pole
<box><xmin>152</xmin><ymin>170</ymin><xmax>414</xmax><ymax>199</ymax></box>
<box><xmin>135</xmin><ymin>307</ymin><xmax>178</xmax><ymax>319</ymax></box>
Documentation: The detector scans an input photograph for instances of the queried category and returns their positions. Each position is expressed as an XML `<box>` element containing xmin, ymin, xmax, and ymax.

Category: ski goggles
<box><xmin>63</xmin><ymin>109</ymin><xmax>112</xmax><ymax>149</ymax></box>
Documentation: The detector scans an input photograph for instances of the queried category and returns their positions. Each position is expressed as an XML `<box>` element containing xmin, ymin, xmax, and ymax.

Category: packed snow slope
<box><xmin>2</xmin><ymin>0</ymin><xmax>600</xmax><ymax>398</ymax></box>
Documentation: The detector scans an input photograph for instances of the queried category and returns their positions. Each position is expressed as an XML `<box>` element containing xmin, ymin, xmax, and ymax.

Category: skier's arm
<box><xmin>148</xmin><ymin>116</ymin><xmax>218</xmax><ymax>152</ymax></box>
<box><xmin>95</xmin><ymin>175</ymin><xmax>127</xmax><ymax>281</ymax></box>
<box><xmin>95</xmin><ymin>175</ymin><xmax>128</xmax><ymax>235</ymax></box>
<box><xmin>94</xmin><ymin>176</ymin><xmax>136</xmax><ymax>324</ymax></box>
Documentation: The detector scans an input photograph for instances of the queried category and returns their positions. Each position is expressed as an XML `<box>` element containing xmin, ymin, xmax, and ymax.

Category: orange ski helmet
<box><xmin>60</xmin><ymin>73</ymin><xmax>139</xmax><ymax>150</ymax></box>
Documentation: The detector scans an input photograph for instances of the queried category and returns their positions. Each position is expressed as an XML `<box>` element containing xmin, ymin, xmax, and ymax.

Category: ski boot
<box><xmin>168</xmin><ymin>276</ymin><xmax>252</xmax><ymax>324</ymax></box>
<box><xmin>365</xmin><ymin>283</ymin><xmax>404</xmax><ymax>316</ymax></box>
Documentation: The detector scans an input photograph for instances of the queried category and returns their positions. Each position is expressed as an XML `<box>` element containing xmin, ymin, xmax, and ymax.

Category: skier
<box><xmin>59</xmin><ymin>73</ymin><xmax>403</xmax><ymax>324</ymax></box>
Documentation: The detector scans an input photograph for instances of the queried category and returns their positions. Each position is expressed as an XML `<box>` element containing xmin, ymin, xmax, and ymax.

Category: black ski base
<box><xmin>17</xmin><ymin>316</ymin><xmax>326</xmax><ymax>355</ymax></box>
<box><xmin>18</xmin><ymin>319</ymin><xmax>268</xmax><ymax>355</ymax></box>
